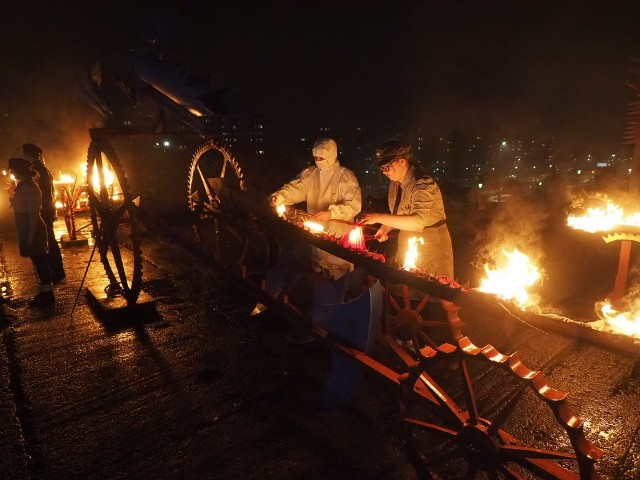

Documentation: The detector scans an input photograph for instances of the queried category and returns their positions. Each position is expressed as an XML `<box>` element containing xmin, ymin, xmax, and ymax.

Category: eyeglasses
<box><xmin>379</xmin><ymin>159</ymin><xmax>397</xmax><ymax>173</ymax></box>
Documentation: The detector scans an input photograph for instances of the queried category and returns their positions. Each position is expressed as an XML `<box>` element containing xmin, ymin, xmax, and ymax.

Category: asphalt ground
<box><xmin>0</xmin><ymin>213</ymin><xmax>639</xmax><ymax>480</ymax></box>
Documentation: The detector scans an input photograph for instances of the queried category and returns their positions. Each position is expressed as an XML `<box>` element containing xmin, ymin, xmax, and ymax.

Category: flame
<box><xmin>596</xmin><ymin>301</ymin><xmax>640</xmax><ymax>338</ymax></box>
<box><xmin>341</xmin><ymin>225</ymin><xmax>366</xmax><ymax>251</ymax></box>
<box><xmin>54</xmin><ymin>173</ymin><xmax>76</xmax><ymax>184</ymax></box>
<box><xmin>567</xmin><ymin>199</ymin><xmax>640</xmax><ymax>233</ymax></box>
<box><xmin>478</xmin><ymin>249</ymin><xmax>541</xmax><ymax>309</ymax></box>
<box><xmin>276</xmin><ymin>204</ymin><xmax>286</xmax><ymax>217</ymax></box>
<box><xmin>303</xmin><ymin>220</ymin><xmax>324</xmax><ymax>233</ymax></box>
<box><xmin>402</xmin><ymin>236</ymin><xmax>424</xmax><ymax>271</ymax></box>
<box><xmin>91</xmin><ymin>163</ymin><xmax>114</xmax><ymax>191</ymax></box>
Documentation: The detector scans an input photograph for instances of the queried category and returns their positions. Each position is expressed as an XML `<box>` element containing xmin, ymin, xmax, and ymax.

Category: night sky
<box><xmin>1</xmin><ymin>0</ymin><xmax>640</xmax><ymax>164</ymax></box>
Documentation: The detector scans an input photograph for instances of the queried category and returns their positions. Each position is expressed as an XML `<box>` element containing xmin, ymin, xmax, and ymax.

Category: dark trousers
<box><xmin>31</xmin><ymin>254</ymin><xmax>52</xmax><ymax>285</ymax></box>
<box><xmin>44</xmin><ymin>218</ymin><xmax>65</xmax><ymax>281</ymax></box>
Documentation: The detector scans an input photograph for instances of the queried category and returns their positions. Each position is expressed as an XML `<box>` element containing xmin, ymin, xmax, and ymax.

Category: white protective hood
<box><xmin>312</xmin><ymin>138</ymin><xmax>338</xmax><ymax>170</ymax></box>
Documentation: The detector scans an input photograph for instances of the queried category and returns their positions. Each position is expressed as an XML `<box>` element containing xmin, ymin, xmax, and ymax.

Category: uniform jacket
<box><xmin>388</xmin><ymin>166</ymin><xmax>453</xmax><ymax>277</ymax></box>
<box><xmin>12</xmin><ymin>179</ymin><xmax>49</xmax><ymax>257</ymax></box>
<box><xmin>32</xmin><ymin>161</ymin><xmax>56</xmax><ymax>222</ymax></box>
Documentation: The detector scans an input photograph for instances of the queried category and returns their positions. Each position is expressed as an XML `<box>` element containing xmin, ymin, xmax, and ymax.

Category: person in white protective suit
<box><xmin>251</xmin><ymin>138</ymin><xmax>362</xmax><ymax>334</ymax></box>
<box><xmin>270</xmin><ymin>138</ymin><xmax>362</xmax><ymax>280</ymax></box>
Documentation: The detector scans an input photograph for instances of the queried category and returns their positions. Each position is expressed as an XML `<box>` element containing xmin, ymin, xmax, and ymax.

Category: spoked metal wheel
<box><xmin>388</xmin><ymin>319</ymin><xmax>603</xmax><ymax>479</ymax></box>
<box><xmin>187</xmin><ymin>139</ymin><xmax>250</xmax><ymax>267</ymax></box>
<box><xmin>385</xmin><ymin>283</ymin><xmax>465</xmax><ymax>349</ymax></box>
<box><xmin>87</xmin><ymin>137</ymin><xmax>143</xmax><ymax>306</ymax></box>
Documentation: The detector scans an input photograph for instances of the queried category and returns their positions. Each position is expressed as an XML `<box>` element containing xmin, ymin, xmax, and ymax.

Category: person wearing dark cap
<box><xmin>22</xmin><ymin>143</ymin><xmax>66</xmax><ymax>284</ymax></box>
<box><xmin>6</xmin><ymin>157</ymin><xmax>55</xmax><ymax>308</ymax></box>
<box><xmin>361</xmin><ymin>140</ymin><xmax>454</xmax><ymax>278</ymax></box>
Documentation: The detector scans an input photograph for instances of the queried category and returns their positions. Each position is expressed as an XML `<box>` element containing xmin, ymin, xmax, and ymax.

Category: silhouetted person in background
<box><xmin>22</xmin><ymin>143</ymin><xmax>66</xmax><ymax>284</ymax></box>
<box><xmin>7</xmin><ymin>157</ymin><xmax>55</xmax><ymax>307</ymax></box>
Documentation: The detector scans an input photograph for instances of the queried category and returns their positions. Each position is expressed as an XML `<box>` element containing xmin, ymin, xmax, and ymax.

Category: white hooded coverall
<box><xmin>273</xmin><ymin>139</ymin><xmax>362</xmax><ymax>279</ymax></box>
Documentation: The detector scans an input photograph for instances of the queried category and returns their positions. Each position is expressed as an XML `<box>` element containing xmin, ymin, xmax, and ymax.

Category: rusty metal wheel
<box><xmin>387</xmin><ymin>309</ymin><xmax>603</xmax><ymax>479</ymax></box>
<box><xmin>385</xmin><ymin>283</ymin><xmax>465</xmax><ymax>349</ymax></box>
<box><xmin>187</xmin><ymin>139</ymin><xmax>274</xmax><ymax>272</ymax></box>
<box><xmin>187</xmin><ymin>139</ymin><xmax>245</xmax><ymax>260</ymax></box>
<box><xmin>87</xmin><ymin>137</ymin><xmax>143</xmax><ymax>306</ymax></box>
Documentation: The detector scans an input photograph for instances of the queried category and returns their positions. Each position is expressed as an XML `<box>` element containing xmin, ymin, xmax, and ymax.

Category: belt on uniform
<box><xmin>424</xmin><ymin>219</ymin><xmax>447</xmax><ymax>229</ymax></box>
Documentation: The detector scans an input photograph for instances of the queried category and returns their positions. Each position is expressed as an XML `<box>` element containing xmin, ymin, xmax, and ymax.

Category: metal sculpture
<box><xmin>189</xmin><ymin>182</ymin><xmax>604</xmax><ymax>479</ymax></box>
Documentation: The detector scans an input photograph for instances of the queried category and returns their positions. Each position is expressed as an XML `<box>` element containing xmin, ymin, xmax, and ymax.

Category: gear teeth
<box><xmin>602</xmin><ymin>232</ymin><xmax>640</xmax><ymax>243</ymax></box>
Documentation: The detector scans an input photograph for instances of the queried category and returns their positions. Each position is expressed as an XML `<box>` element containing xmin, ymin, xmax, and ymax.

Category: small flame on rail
<box><xmin>303</xmin><ymin>221</ymin><xmax>325</xmax><ymax>233</ymax></box>
<box><xmin>402</xmin><ymin>237</ymin><xmax>424</xmax><ymax>271</ymax></box>
<box><xmin>477</xmin><ymin>249</ymin><xmax>540</xmax><ymax>309</ymax></box>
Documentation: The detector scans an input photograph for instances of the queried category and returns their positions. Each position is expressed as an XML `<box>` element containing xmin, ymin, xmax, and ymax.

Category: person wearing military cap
<box><xmin>361</xmin><ymin>140</ymin><xmax>454</xmax><ymax>279</ymax></box>
<box><xmin>6</xmin><ymin>157</ymin><xmax>55</xmax><ymax>308</ymax></box>
<box><xmin>22</xmin><ymin>143</ymin><xmax>66</xmax><ymax>284</ymax></box>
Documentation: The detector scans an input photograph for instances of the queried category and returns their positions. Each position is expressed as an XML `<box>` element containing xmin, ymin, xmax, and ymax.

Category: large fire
<box><xmin>477</xmin><ymin>249</ymin><xmax>541</xmax><ymax>309</ymax></box>
<box><xmin>567</xmin><ymin>199</ymin><xmax>640</xmax><ymax>233</ymax></box>
<box><xmin>595</xmin><ymin>301</ymin><xmax>640</xmax><ymax>338</ymax></box>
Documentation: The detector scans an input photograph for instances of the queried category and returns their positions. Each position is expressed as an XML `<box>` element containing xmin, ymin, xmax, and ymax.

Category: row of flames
<box><xmin>276</xmin><ymin>199</ymin><xmax>639</xmax><ymax>340</ymax></box>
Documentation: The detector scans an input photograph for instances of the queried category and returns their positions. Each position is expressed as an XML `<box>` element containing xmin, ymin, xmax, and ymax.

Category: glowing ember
<box><xmin>341</xmin><ymin>225</ymin><xmax>366</xmax><ymax>251</ymax></box>
<box><xmin>303</xmin><ymin>221</ymin><xmax>324</xmax><ymax>233</ymax></box>
<box><xmin>595</xmin><ymin>301</ymin><xmax>640</xmax><ymax>338</ymax></box>
<box><xmin>276</xmin><ymin>204</ymin><xmax>286</xmax><ymax>217</ymax></box>
<box><xmin>567</xmin><ymin>199</ymin><xmax>640</xmax><ymax>233</ymax></box>
<box><xmin>477</xmin><ymin>249</ymin><xmax>540</xmax><ymax>309</ymax></box>
<box><xmin>402</xmin><ymin>236</ymin><xmax>424</xmax><ymax>271</ymax></box>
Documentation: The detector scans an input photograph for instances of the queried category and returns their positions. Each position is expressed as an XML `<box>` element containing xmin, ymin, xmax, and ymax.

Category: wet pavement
<box><xmin>0</xmin><ymin>213</ymin><xmax>639</xmax><ymax>479</ymax></box>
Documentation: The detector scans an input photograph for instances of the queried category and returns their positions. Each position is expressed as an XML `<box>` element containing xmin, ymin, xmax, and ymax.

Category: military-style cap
<box><xmin>22</xmin><ymin>143</ymin><xmax>43</xmax><ymax>157</ymax></box>
<box><xmin>7</xmin><ymin>157</ymin><xmax>36</xmax><ymax>175</ymax></box>
<box><xmin>376</xmin><ymin>140</ymin><xmax>412</xmax><ymax>167</ymax></box>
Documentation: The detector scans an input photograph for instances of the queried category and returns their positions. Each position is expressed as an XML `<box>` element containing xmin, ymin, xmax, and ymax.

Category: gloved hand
<box><xmin>268</xmin><ymin>194</ymin><xmax>282</xmax><ymax>207</ymax></box>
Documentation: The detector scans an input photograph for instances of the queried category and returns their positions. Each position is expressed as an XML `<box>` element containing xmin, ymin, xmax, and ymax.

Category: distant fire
<box><xmin>477</xmin><ymin>249</ymin><xmax>541</xmax><ymax>309</ymax></box>
<box><xmin>567</xmin><ymin>199</ymin><xmax>640</xmax><ymax>233</ymax></box>
<box><xmin>54</xmin><ymin>173</ymin><xmax>76</xmax><ymax>185</ymax></box>
<box><xmin>595</xmin><ymin>301</ymin><xmax>640</xmax><ymax>338</ymax></box>
<box><xmin>402</xmin><ymin>237</ymin><xmax>424</xmax><ymax>271</ymax></box>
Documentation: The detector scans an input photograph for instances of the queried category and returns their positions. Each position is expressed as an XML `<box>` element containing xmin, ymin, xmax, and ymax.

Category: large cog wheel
<box><xmin>187</xmin><ymin>139</ymin><xmax>275</xmax><ymax>271</ymax></box>
<box><xmin>87</xmin><ymin>137</ymin><xmax>143</xmax><ymax>306</ymax></box>
<box><xmin>384</xmin><ymin>305</ymin><xmax>603</xmax><ymax>479</ymax></box>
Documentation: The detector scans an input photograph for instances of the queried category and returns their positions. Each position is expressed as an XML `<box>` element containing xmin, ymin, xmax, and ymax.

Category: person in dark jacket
<box><xmin>7</xmin><ymin>157</ymin><xmax>55</xmax><ymax>307</ymax></box>
<box><xmin>22</xmin><ymin>143</ymin><xmax>66</xmax><ymax>284</ymax></box>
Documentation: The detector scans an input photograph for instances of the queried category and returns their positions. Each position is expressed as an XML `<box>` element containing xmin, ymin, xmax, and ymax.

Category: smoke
<box><xmin>473</xmin><ymin>181</ymin><xmax>549</xmax><ymax>271</ymax></box>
